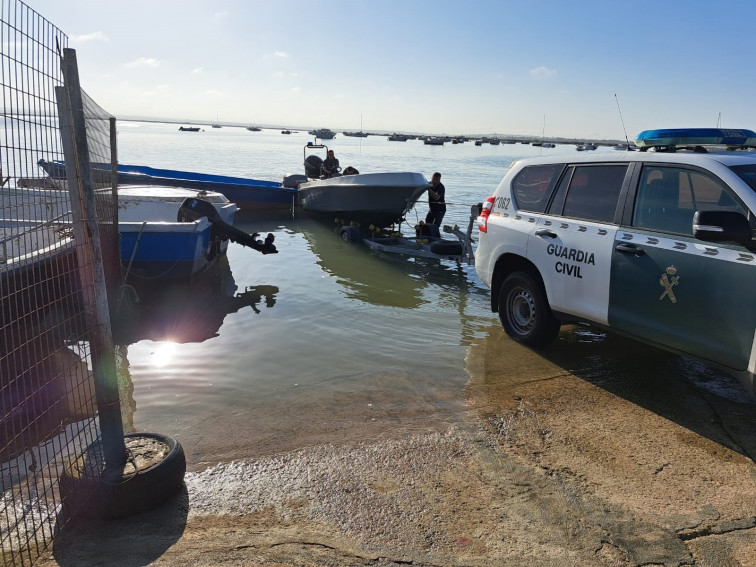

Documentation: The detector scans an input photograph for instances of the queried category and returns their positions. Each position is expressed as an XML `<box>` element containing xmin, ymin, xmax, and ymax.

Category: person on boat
<box><xmin>321</xmin><ymin>150</ymin><xmax>341</xmax><ymax>178</ymax></box>
<box><xmin>343</xmin><ymin>166</ymin><xmax>359</xmax><ymax>175</ymax></box>
<box><xmin>425</xmin><ymin>172</ymin><xmax>446</xmax><ymax>225</ymax></box>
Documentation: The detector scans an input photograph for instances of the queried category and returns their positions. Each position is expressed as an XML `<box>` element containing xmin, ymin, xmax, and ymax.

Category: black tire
<box><xmin>430</xmin><ymin>239</ymin><xmax>464</xmax><ymax>255</ymax></box>
<box><xmin>59</xmin><ymin>432</ymin><xmax>186</xmax><ymax>519</ymax></box>
<box><xmin>498</xmin><ymin>271</ymin><xmax>560</xmax><ymax>347</ymax></box>
<box><xmin>340</xmin><ymin>226</ymin><xmax>363</xmax><ymax>243</ymax></box>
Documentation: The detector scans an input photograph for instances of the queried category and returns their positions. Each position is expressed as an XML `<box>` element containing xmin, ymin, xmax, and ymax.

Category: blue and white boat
<box><xmin>2</xmin><ymin>184</ymin><xmax>276</xmax><ymax>284</ymax></box>
<box><xmin>118</xmin><ymin>186</ymin><xmax>232</xmax><ymax>281</ymax></box>
<box><xmin>118</xmin><ymin>185</ymin><xmax>277</xmax><ymax>281</ymax></box>
<box><xmin>37</xmin><ymin>160</ymin><xmax>297</xmax><ymax>211</ymax></box>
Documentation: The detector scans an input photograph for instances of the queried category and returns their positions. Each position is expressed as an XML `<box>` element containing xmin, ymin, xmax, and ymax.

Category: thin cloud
<box><xmin>273</xmin><ymin>51</ymin><xmax>289</xmax><ymax>58</ymax></box>
<box><xmin>70</xmin><ymin>31</ymin><xmax>108</xmax><ymax>44</ymax></box>
<box><xmin>192</xmin><ymin>67</ymin><xmax>204</xmax><ymax>74</ymax></box>
<box><xmin>530</xmin><ymin>66</ymin><xmax>557</xmax><ymax>79</ymax></box>
<box><xmin>272</xmin><ymin>71</ymin><xmax>301</xmax><ymax>79</ymax></box>
<box><xmin>124</xmin><ymin>57</ymin><xmax>160</xmax><ymax>69</ymax></box>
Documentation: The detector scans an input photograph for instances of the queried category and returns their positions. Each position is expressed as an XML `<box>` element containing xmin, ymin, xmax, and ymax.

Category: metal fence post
<box><xmin>55</xmin><ymin>48</ymin><xmax>126</xmax><ymax>472</ymax></box>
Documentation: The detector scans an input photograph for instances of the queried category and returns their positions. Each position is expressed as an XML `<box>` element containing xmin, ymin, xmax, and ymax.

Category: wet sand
<box><xmin>39</xmin><ymin>325</ymin><xmax>756</xmax><ymax>566</ymax></box>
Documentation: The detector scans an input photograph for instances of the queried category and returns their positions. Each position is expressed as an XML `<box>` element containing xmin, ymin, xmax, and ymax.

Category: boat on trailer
<box><xmin>293</xmin><ymin>144</ymin><xmax>430</xmax><ymax>229</ymax></box>
<box><xmin>338</xmin><ymin>204</ymin><xmax>480</xmax><ymax>265</ymax></box>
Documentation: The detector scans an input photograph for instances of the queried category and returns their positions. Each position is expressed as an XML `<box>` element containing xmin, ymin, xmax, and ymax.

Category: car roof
<box><xmin>512</xmin><ymin>149</ymin><xmax>756</xmax><ymax>169</ymax></box>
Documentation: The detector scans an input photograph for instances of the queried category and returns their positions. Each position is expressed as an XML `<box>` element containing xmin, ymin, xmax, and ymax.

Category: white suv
<box><xmin>475</xmin><ymin>128</ymin><xmax>756</xmax><ymax>397</ymax></box>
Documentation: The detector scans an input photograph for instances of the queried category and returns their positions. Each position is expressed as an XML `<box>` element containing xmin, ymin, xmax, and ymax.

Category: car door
<box><xmin>527</xmin><ymin>164</ymin><xmax>630</xmax><ymax>324</ymax></box>
<box><xmin>609</xmin><ymin>164</ymin><xmax>756</xmax><ymax>371</ymax></box>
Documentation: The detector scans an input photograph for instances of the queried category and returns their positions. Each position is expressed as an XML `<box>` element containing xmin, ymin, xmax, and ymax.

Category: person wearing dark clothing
<box><xmin>425</xmin><ymin>171</ymin><xmax>446</xmax><ymax>225</ymax></box>
<box><xmin>321</xmin><ymin>150</ymin><xmax>340</xmax><ymax>178</ymax></box>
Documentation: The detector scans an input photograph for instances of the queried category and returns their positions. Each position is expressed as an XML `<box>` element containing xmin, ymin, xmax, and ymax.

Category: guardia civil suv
<box><xmin>475</xmin><ymin>128</ymin><xmax>756</xmax><ymax>398</ymax></box>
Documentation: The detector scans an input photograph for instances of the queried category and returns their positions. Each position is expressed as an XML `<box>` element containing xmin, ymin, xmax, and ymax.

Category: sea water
<box><xmin>114</xmin><ymin>123</ymin><xmax>608</xmax><ymax>465</ymax></box>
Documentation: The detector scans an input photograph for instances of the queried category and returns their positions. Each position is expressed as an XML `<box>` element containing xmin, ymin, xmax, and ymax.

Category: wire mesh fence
<box><xmin>1</xmin><ymin>1</ymin><xmax>123</xmax><ymax>564</ymax></box>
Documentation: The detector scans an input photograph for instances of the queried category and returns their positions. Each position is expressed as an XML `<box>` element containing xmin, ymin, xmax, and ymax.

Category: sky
<box><xmin>23</xmin><ymin>0</ymin><xmax>756</xmax><ymax>139</ymax></box>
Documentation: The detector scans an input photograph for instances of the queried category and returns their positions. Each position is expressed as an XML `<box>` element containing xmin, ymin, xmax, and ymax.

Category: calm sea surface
<box><xmin>113</xmin><ymin>123</ymin><xmax>615</xmax><ymax>465</ymax></box>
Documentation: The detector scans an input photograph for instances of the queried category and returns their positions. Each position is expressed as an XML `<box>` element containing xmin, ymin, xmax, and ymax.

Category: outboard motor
<box><xmin>304</xmin><ymin>154</ymin><xmax>323</xmax><ymax>179</ymax></box>
<box><xmin>283</xmin><ymin>173</ymin><xmax>308</xmax><ymax>188</ymax></box>
<box><xmin>178</xmin><ymin>198</ymin><xmax>277</xmax><ymax>254</ymax></box>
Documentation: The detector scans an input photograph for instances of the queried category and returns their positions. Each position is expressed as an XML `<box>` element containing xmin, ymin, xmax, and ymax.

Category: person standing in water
<box><xmin>425</xmin><ymin>172</ymin><xmax>446</xmax><ymax>225</ymax></box>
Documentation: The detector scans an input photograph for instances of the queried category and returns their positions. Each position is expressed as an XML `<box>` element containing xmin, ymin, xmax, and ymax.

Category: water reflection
<box><xmin>112</xmin><ymin>256</ymin><xmax>278</xmax><ymax>345</ymax></box>
<box><xmin>296</xmin><ymin>215</ymin><xmax>482</xmax><ymax>312</ymax></box>
<box><xmin>297</xmin><ymin>217</ymin><xmax>427</xmax><ymax>308</ymax></box>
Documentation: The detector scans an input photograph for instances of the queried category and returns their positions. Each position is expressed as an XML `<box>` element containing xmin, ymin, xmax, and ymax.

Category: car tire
<box><xmin>59</xmin><ymin>432</ymin><xmax>186</xmax><ymax>519</ymax></box>
<box><xmin>340</xmin><ymin>226</ymin><xmax>363</xmax><ymax>243</ymax></box>
<box><xmin>498</xmin><ymin>271</ymin><xmax>560</xmax><ymax>347</ymax></box>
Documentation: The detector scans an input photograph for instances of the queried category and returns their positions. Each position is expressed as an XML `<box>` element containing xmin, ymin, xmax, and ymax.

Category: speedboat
<box><xmin>297</xmin><ymin>173</ymin><xmax>429</xmax><ymax>228</ymax></box>
<box><xmin>294</xmin><ymin>144</ymin><xmax>429</xmax><ymax>228</ymax></box>
<box><xmin>37</xmin><ymin>160</ymin><xmax>297</xmax><ymax>211</ymax></box>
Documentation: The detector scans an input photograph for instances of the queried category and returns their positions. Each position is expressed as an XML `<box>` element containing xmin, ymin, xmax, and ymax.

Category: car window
<box><xmin>632</xmin><ymin>166</ymin><xmax>747</xmax><ymax>235</ymax></box>
<box><xmin>511</xmin><ymin>164</ymin><xmax>563</xmax><ymax>213</ymax></box>
<box><xmin>551</xmin><ymin>165</ymin><xmax>627</xmax><ymax>223</ymax></box>
<box><xmin>729</xmin><ymin>164</ymin><xmax>756</xmax><ymax>194</ymax></box>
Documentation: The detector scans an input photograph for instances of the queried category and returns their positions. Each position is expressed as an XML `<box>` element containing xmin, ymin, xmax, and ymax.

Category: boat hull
<box><xmin>37</xmin><ymin>160</ymin><xmax>296</xmax><ymax>211</ymax></box>
<box><xmin>119</xmin><ymin>218</ymin><xmax>217</xmax><ymax>280</ymax></box>
<box><xmin>117</xmin><ymin>185</ymin><xmax>235</xmax><ymax>280</ymax></box>
<box><xmin>297</xmin><ymin>172</ymin><xmax>429</xmax><ymax>228</ymax></box>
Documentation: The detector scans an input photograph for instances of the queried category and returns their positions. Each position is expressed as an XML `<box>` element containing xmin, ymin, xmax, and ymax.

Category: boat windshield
<box><xmin>729</xmin><ymin>164</ymin><xmax>756</xmax><ymax>194</ymax></box>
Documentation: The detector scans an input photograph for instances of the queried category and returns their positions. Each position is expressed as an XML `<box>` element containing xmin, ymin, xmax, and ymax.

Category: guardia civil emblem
<box><xmin>659</xmin><ymin>266</ymin><xmax>679</xmax><ymax>303</ymax></box>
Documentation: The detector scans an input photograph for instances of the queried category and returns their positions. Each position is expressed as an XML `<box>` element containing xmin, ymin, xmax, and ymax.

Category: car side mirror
<box><xmin>693</xmin><ymin>210</ymin><xmax>753</xmax><ymax>244</ymax></box>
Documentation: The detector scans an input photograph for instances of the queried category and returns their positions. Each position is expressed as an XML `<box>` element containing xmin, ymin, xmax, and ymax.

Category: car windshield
<box><xmin>729</xmin><ymin>164</ymin><xmax>756</xmax><ymax>193</ymax></box>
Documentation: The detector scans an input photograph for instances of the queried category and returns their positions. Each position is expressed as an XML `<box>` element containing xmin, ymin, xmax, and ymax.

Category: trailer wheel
<box><xmin>59</xmin><ymin>432</ymin><xmax>186</xmax><ymax>519</ymax></box>
<box><xmin>430</xmin><ymin>240</ymin><xmax>464</xmax><ymax>255</ymax></box>
<box><xmin>340</xmin><ymin>226</ymin><xmax>363</xmax><ymax>243</ymax></box>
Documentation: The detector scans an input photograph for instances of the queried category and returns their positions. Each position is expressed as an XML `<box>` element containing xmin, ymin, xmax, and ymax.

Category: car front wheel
<box><xmin>498</xmin><ymin>271</ymin><xmax>560</xmax><ymax>347</ymax></box>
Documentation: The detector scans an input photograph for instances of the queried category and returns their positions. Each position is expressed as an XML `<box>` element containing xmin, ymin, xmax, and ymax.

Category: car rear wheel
<box><xmin>498</xmin><ymin>271</ymin><xmax>560</xmax><ymax>347</ymax></box>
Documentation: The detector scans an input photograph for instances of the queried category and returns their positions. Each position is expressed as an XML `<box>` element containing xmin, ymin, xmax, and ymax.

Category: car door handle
<box><xmin>535</xmin><ymin>228</ymin><xmax>558</xmax><ymax>238</ymax></box>
<box><xmin>615</xmin><ymin>242</ymin><xmax>645</xmax><ymax>256</ymax></box>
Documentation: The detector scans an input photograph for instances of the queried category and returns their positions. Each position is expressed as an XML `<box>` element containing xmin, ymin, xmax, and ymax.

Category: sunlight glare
<box><xmin>152</xmin><ymin>341</ymin><xmax>177</xmax><ymax>368</ymax></box>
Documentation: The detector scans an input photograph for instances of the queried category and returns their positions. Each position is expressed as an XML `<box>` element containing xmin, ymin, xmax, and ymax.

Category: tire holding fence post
<box><xmin>57</xmin><ymin>48</ymin><xmax>186</xmax><ymax>518</ymax></box>
<box><xmin>56</xmin><ymin>48</ymin><xmax>126</xmax><ymax>471</ymax></box>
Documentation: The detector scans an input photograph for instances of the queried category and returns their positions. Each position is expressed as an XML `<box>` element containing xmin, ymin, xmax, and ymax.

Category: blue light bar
<box><xmin>635</xmin><ymin>128</ymin><xmax>756</xmax><ymax>148</ymax></box>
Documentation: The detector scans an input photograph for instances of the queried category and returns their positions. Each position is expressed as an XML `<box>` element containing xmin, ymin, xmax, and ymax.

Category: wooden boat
<box><xmin>37</xmin><ymin>160</ymin><xmax>297</xmax><ymax>211</ymax></box>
